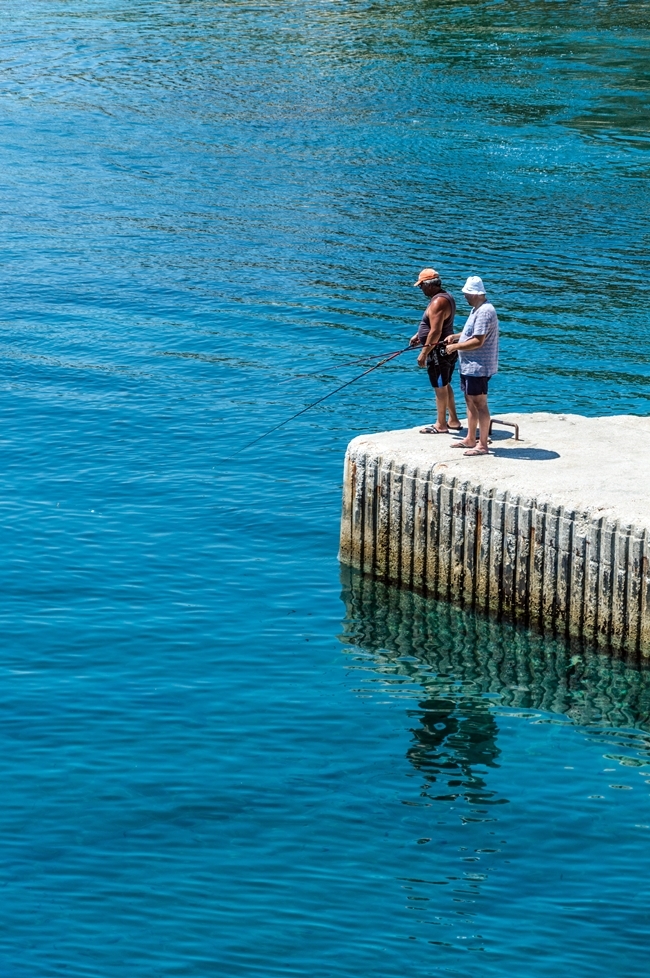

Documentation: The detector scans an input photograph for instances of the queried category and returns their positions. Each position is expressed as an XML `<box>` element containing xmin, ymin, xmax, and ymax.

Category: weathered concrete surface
<box><xmin>339</xmin><ymin>413</ymin><xmax>650</xmax><ymax>656</ymax></box>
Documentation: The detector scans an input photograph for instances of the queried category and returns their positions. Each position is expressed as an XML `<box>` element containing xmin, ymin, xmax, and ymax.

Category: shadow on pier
<box><xmin>490</xmin><ymin>446</ymin><xmax>560</xmax><ymax>461</ymax></box>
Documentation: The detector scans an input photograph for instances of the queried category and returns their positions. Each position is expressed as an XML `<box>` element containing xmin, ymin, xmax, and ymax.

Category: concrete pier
<box><xmin>339</xmin><ymin>413</ymin><xmax>650</xmax><ymax>657</ymax></box>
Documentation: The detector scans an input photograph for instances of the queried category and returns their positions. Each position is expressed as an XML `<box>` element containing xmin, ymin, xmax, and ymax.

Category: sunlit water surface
<box><xmin>1</xmin><ymin>1</ymin><xmax>649</xmax><ymax>975</ymax></box>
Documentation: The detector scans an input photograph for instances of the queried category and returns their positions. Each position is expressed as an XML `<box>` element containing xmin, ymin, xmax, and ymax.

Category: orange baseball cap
<box><xmin>413</xmin><ymin>267</ymin><xmax>440</xmax><ymax>287</ymax></box>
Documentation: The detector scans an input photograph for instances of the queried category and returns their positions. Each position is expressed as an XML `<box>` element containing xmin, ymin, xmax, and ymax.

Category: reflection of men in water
<box><xmin>410</xmin><ymin>267</ymin><xmax>461</xmax><ymax>435</ymax></box>
<box><xmin>340</xmin><ymin>568</ymin><xmax>504</xmax><ymax>808</ymax></box>
<box><xmin>407</xmin><ymin>695</ymin><xmax>501</xmax><ymax>805</ymax></box>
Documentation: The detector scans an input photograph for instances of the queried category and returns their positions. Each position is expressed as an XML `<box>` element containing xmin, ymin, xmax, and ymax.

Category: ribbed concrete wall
<box><xmin>340</xmin><ymin>420</ymin><xmax>650</xmax><ymax>656</ymax></box>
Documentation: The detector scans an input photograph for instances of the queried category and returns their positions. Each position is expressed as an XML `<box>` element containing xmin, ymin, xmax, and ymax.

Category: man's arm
<box><xmin>446</xmin><ymin>306</ymin><xmax>491</xmax><ymax>354</ymax></box>
<box><xmin>446</xmin><ymin>334</ymin><xmax>486</xmax><ymax>354</ymax></box>
<box><xmin>417</xmin><ymin>295</ymin><xmax>451</xmax><ymax>367</ymax></box>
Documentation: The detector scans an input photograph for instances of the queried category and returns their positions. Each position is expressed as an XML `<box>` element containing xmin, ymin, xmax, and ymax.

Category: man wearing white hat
<box><xmin>444</xmin><ymin>276</ymin><xmax>499</xmax><ymax>457</ymax></box>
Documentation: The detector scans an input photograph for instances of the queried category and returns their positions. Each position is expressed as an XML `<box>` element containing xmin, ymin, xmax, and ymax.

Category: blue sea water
<box><xmin>1</xmin><ymin>1</ymin><xmax>649</xmax><ymax>975</ymax></box>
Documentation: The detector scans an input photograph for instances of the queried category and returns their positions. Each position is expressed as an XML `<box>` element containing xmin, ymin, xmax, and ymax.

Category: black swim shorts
<box><xmin>460</xmin><ymin>374</ymin><xmax>490</xmax><ymax>396</ymax></box>
<box><xmin>426</xmin><ymin>344</ymin><xmax>457</xmax><ymax>389</ymax></box>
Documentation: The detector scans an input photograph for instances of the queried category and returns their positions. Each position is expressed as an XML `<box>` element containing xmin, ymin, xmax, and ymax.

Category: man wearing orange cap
<box><xmin>411</xmin><ymin>268</ymin><xmax>461</xmax><ymax>434</ymax></box>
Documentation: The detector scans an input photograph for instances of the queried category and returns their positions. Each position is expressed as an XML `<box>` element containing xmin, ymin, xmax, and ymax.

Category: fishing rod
<box><xmin>332</xmin><ymin>343</ymin><xmax>417</xmax><ymax>369</ymax></box>
<box><xmin>226</xmin><ymin>346</ymin><xmax>411</xmax><ymax>460</ymax></box>
<box><xmin>276</xmin><ymin>343</ymin><xmax>417</xmax><ymax>384</ymax></box>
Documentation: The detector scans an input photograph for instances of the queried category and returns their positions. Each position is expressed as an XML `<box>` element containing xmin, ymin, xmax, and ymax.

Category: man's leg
<box><xmin>445</xmin><ymin>385</ymin><xmax>460</xmax><ymax>428</ymax></box>
<box><xmin>433</xmin><ymin>386</ymin><xmax>451</xmax><ymax>431</ymax></box>
<box><xmin>467</xmin><ymin>393</ymin><xmax>490</xmax><ymax>451</ymax></box>
<box><xmin>465</xmin><ymin>396</ymin><xmax>479</xmax><ymax>447</ymax></box>
<box><xmin>452</xmin><ymin>394</ymin><xmax>478</xmax><ymax>447</ymax></box>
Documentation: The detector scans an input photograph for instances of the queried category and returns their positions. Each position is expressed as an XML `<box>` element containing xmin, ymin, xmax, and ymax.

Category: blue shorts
<box><xmin>460</xmin><ymin>374</ymin><xmax>490</xmax><ymax>396</ymax></box>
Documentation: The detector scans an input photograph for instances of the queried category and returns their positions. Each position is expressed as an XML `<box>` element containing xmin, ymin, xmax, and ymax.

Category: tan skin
<box><xmin>411</xmin><ymin>281</ymin><xmax>460</xmax><ymax>432</ymax></box>
<box><xmin>445</xmin><ymin>292</ymin><xmax>490</xmax><ymax>453</ymax></box>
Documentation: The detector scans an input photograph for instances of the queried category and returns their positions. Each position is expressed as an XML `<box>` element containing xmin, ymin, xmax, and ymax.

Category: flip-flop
<box><xmin>448</xmin><ymin>424</ymin><xmax>463</xmax><ymax>432</ymax></box>
<box><xmin>419</xmin><ymin>425</ymin><xmax>450</xmax><ymax>434</ymax></box>
<box><xmin>450</xmin><ymin>441</ymin><xmax>474</xmax><ymax>448</ymax></box>
<box><xmin>463</xmin><ymin>448</ymin><xmax>489</xmax><ymax>457</ymax></box>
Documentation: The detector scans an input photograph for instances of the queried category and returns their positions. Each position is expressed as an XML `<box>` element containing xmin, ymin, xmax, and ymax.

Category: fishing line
<box><xmin>276</xmin><ymin>344</ymin><xmax>417</xmax><ymax>384</ymax></box>
<box><xmin>225</xmin><ymin>347</ymin><xmax>411</xmax><ymax>460</ymax></box>
<box><xmin>331</xmin><ymin>344</ymin><xmax>417</xmax><ymax>369</ymax></box>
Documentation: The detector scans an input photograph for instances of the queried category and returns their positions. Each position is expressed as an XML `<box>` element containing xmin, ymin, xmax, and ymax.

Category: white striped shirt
<box><xmin>458</xmin><ymin>301</ymin><xmax>499</xmax><ymax>377</ymax></box>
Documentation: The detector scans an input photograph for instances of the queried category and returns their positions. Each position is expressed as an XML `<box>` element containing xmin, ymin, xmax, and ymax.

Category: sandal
<box><xmin>419</xmin><ymin>425</ymin><xmax>450</xmax><ymax>434</ymax></box>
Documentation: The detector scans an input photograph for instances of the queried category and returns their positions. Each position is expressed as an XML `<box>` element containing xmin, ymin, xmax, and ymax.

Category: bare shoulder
<box><xmin>428</xmin><ymin>292</ymin><xmax>451</xmax><ymax>313</ymax></box>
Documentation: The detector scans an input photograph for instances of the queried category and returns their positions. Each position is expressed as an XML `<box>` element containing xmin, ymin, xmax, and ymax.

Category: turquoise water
<box><xmin>1</xmin><ymin>1</ymin><xmax>649</xmax><ymax>974</ymax></box>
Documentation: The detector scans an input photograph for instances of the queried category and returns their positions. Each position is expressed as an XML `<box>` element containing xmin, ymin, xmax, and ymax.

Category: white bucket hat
<box><xmin>462</xmin><ymin>275</ymin><xmax>486</xmax><ymax>295</ymax></box>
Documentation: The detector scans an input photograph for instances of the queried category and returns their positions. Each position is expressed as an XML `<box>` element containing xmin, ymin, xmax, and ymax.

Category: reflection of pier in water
<box><xmin>341</xmin><ymin>568</ymin><xmax>650</xmax><ymax>806</ymax></box>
